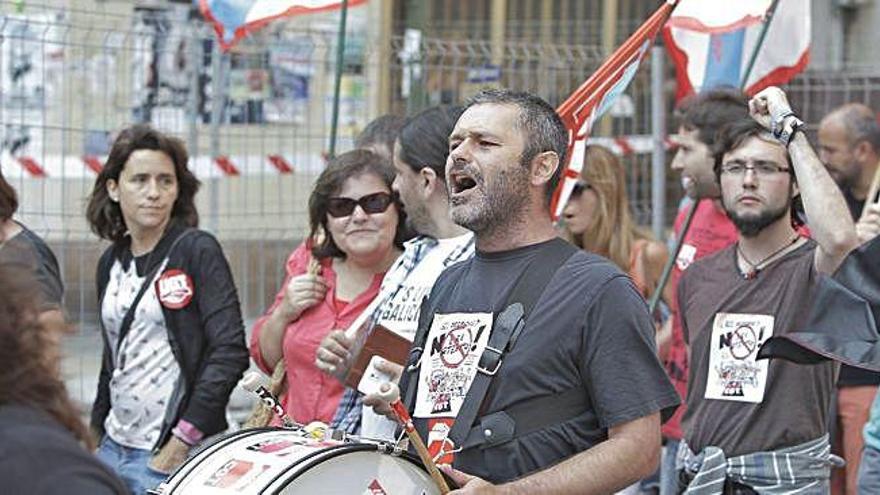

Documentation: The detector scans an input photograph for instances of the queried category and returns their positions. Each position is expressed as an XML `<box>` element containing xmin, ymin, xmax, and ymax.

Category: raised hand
<box><xmin>748</xmin><ymin>86</ymin><xmax>794</xmax><ymax>131</ymax></box>
<box><xmin>315</xmin><ymin>329</ymin><xmax>354</xmax><ymax>374</ymax></box>
<box><xmin>277</xmin><ymin>273</ymin><xmax>328</xmax><ymax>321</ymax></box>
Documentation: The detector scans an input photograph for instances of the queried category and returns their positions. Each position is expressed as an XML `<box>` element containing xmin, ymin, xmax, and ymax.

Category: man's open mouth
<box><xmin>449</xmin><ymin>170</ymin><xmax>478</xmax><ymax>194</ymax></box>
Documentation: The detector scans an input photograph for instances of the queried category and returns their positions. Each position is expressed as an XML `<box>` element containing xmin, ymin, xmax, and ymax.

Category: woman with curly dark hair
<box><xmin>86</xmin><ymin>124</ymin><xmax>248</xmax><ymax>494</ymax></box>
<box><xmin>0</xmin><ymin>265</ymin><xmax>128</xmax><ymax>493</ymax></box>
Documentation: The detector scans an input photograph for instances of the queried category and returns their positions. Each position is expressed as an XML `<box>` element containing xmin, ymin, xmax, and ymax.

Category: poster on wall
<box><xmin>265</xmin><ymin>38</ymin><xmax>315</xmax><ymax>124</ymax></box>
<box><xmin>130</xmin><ymin>4</ymin><xmax>195</xmax><ymax>131</ymax></box>
<box><xmin>325</xmin><ymin>74</ymin><xmax>366</xmax><ymax>139</ymax></box>
<box><xmin>0</xmin><ymin>12</ymin><xmax>65</xmax><ymax>159</ymax></box>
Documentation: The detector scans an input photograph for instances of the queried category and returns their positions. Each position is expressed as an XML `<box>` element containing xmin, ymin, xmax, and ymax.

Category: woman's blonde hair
<box><xmin>570</xmin><ymin>145</ymin><xmax>650</xmax><ymax>271</ymax></box>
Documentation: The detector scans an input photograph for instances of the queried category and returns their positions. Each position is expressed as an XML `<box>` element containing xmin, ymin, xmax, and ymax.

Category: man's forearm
<box><xmin>788</xmin><ymin>131</ymin><xmax>858</xmax><ymax>271</ymax></box>
<box><xmin>497</xmin><ymin>415</ymin><xmax>661</xmax><ymax>495</ymax></box>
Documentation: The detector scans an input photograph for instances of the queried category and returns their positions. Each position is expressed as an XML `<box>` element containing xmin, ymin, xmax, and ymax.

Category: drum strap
<box><xmin>458</xmin><ymin>386</ymin><xmax>589</xmax><ymax>450</ymax></box>
<box><xmin>446</xmin><ymin>239</ymin><xmax>577</xmax><ymax>450</ymax></box>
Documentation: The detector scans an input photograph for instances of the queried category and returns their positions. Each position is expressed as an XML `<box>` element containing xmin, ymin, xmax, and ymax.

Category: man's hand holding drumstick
<box><xmin>365</xmin><ymin>378</ymin><xmax>506</xmax><ymax>494</ymax></box>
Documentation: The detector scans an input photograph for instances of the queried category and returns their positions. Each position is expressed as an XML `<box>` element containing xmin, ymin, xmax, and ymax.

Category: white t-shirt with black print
<box><xmin>102</xmin><ymin>256</ymin><xmax>181</xmax><ymax>450</ymax></box>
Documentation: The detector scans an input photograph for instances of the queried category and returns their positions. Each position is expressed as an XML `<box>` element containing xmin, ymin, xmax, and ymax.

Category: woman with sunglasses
<box><xmin>250</xmin><ymin>149</ymin><xmax>405</xmax><ymax>426</ymax></box>
<box><xmin>562</xmin><ymin>146</ymin><xmax>672</xmax><ymax>343</ymax></box>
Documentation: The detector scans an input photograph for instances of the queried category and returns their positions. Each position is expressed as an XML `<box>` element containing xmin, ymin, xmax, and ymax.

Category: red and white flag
<box><xmin>667</xmin><ymin>0</ymin><xmax>772</xmax><ymax>33</ymax></box>
<box><xmin>551</xmin><ymin>0</ymin><xmax>678</xmax><ymax>221</ymax></box>
<box><xmin>199</xmin><ymin>0</ymin><xmax>366</xmax><ymax>52</ymax></box>
<box><xmin>664</xmin><ymin>0</ymin><xmax>810</xmax><ymax>100</ymax></box>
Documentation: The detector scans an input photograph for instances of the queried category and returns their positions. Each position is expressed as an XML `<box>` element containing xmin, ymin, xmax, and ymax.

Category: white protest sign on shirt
<box><xmin>705</xmin><ymin>312</ymin><xmax>775</xmax><ymax>403</ymax></box>
<box><xmin>414</xmin><ymin>312</ymin><xmax>493</xmax><ymax>419</ymax></box>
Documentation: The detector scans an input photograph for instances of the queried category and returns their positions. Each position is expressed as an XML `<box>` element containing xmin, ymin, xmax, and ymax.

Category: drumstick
<box><xmin>241</xmin><ymin>371</ymin><xmax>298</xmax><ymax>429</ymax></box>
<box><xmin>377</xmin><ymin>383</ymin><xmax>451</xmax><ymax>494</ymax></box>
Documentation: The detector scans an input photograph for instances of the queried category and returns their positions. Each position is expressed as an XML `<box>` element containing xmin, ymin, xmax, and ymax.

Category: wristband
<box><xmin>777</xmin><ymin>115</ymin><xmax>805</xmax><ymax>148</ymax></box>
<box><xmin>172</xmin><ymin>419</ymin><xmax>204</xmax><ymax>446</ymax></box>
<box><xmin>770</xmin><ymin>109</ymin><xmax>795</xmax><ymax>139</ymax></box>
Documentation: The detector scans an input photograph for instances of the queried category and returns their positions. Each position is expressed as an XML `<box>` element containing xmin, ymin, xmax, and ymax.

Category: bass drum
<box><xmin>152</xmin><ymin>427</ymin><xmax>444</xmax><ymax>495</ymax></box>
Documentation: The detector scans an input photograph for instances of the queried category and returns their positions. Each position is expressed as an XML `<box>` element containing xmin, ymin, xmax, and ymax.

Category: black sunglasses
<box><xmin>327</xmin><ymin>192</ymin><xmax>394</xmax><ymax>218</ymax></box>
<box><xmin>571</xmin><ymin>181</ymin><xmax>591</xmax><ymax>198</ymax></box>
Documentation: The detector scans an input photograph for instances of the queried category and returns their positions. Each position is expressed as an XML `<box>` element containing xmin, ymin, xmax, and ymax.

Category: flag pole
<box><xmin>648</xmin><ymin>0</ymin><xmax>782</xmax><ymax>314</ymax></box>
<box><xmin>328</xmin><ymin>0</ymin><xmax>350</xmax><ymax>159</ymax></box>
<box><xmin>740</xmin><ymin>0</ymin><xmax>782</xmax><ymax>89</ymax></box>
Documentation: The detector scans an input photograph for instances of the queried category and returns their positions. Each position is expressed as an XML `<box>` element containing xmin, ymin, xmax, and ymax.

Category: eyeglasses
<box><xmin>571</xmin><ymin>181</ymin><xmax>592</xmax><ymax>198</ymax></box>
<box><xmin>327</xmin><ymin>192</ymin><xmax>394</xmax><ymax>218</ymax></box>
<box><xmin>720</xmin><ymin>161</ymin><xmax>790</xmax><ymax>177</ymax></box>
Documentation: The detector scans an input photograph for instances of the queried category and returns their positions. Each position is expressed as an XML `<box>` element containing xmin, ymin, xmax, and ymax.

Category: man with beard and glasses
<box><xmin>676</xmin><ymin>87</ymin><xmax>859</xmax><ymax>494</ymax></box>
<box><xmin>817</xmin><ymin>103</ymin><xmax>880</xmax><ymax>495</ymax></box>
<box><xmin>365</xmin><ymin>89</ymin><xmax>679</xmax><ymax>493</ymax></box>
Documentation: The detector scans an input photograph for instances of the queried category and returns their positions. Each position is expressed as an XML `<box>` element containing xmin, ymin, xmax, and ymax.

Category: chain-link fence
<box><xmin>1</xmin><ymin>2</ymin><xmax>676</xmax><ymax>413</ymax></box>
<box><xmin>786</xmin><ymin>69</ymin><xmax>880</xmax><ymax>131</ymax></box>
<box><xmin>4</xmin><ymin>1</ymin><xmax>875</xmax><ymax>414</ymax></box>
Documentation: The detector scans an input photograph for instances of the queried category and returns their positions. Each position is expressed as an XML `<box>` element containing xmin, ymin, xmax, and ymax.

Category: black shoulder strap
<box><xmin>510</xmin><ymin>239</ymin><xmax>577</xmax><ymax>316</ymax></box>
<box><xmin>447</xmin><ymin>239</ymin><xmax>576</xmax><ymax>447</ymax></box>
<box><xmin>113</xmin><ymin>229</ymin><xmax>195</xmax><ymax>363</ymax></box>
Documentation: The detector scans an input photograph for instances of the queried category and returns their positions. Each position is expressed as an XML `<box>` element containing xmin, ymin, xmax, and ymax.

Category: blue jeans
<box><xmin>96</xmin><ymin>436</ymin><xmax>168</xmax><ymax>495</ymax></box>
<box><xmin>858</xmin><ymin>445</ymin><xmax>880</xmax><ymax>494</ymax></box>
<box><xmin>660</xmin><ymin>439</ymin><xmax>680</xmax><ymax>495</ymax></box>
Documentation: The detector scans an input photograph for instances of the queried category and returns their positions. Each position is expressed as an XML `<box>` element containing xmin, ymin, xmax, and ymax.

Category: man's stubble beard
<box><xmin>450</xmin><ymin>167</ymin><xmax>531</xmax><ymax>238</ymax></box>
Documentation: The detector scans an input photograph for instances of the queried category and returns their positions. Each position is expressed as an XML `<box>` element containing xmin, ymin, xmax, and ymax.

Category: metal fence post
<box><xmin>209</xmin><ymin>38</ymin><xmax>223</xmax><ymax>233</ymax></box>
<box><xmin>187</xmin><ymin>24</ymin><xmax>201</xmax><ymax>158</ymax></box>
<box><xmin>650</xmin><ymin>43</ymin><xmax>666</xmax><ymax>240</ymax></box>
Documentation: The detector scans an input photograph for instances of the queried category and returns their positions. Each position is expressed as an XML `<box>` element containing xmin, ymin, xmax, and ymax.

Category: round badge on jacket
<box><xmin>156</xmin><ymin>269</ymin><xmax>194</xmax><ymax>309</ymax></box>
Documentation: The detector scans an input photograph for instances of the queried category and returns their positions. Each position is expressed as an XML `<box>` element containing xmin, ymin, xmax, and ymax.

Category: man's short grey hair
<box><xmin>464</xmin><ymin>88</ymin><xmax>568</xmax><ymax>202</ymax></box>
<box><xmin>830</xmin><ymin>103</ymin><xmax>880</xmax><ymax>152</ymax></box>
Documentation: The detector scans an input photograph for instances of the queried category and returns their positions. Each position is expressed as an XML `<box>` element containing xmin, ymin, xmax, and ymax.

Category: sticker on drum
<box><xmin>156</xmin><ymin>428</ymin><xmax>445</xmax><ymax>494</ymax></box>
<box><xmin>203</xmin><ymin>459</ymin><xmax>269</xmax><ymax>489</ymax></box>
<box><xmin>364</xmin><ymin>479</ymin><xmax>389</xmax><ymax>494</ymax></box>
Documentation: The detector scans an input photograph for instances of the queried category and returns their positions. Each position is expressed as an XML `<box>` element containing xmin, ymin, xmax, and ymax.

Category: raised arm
<box><xmin>749</xmin><ymin>87</ymin><xmax>859</xmax><ymax>274</ymax></box>
<box><xmin>251</xmin><ymin>243</ymin><xmax>328</xmax><ymax>371</ymax></box>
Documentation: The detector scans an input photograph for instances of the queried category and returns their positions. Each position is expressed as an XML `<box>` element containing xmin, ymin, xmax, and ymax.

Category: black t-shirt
<box><xmin>408</xmin><ymin>238</ymin><xmax>679</xmax><ymax>483</ymax></box>
<box><xmin>0</xmin><ymin>404</ymin><xmax>129</xmax><ymax>494</ymax></box>
<box><xmin>839</xmin><ymin>188</ymin><xmax>879</xmax><ymax>386</ymax></box>
<box><xmin>844</xmin><ymin>188</ymin><xmax>865</xmax><ymax>221</ymax></box>
<box><xmin>0</xmin><ymin>222</ymin><xmax>63</xmax><ymax>310</ymax></box>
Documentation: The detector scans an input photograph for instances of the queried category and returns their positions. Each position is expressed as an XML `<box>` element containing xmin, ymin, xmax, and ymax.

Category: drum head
<box><xmin>273</xmin><ymin>443</ymin><xmax>439</xmax><ymax>494</ymax></box>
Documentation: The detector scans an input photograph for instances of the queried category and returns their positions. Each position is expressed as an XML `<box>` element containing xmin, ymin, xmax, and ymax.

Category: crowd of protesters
<box><xmin>1</xmin><ymin>82</ymin><xmax>880</xmax><ymax>495</ymax></box>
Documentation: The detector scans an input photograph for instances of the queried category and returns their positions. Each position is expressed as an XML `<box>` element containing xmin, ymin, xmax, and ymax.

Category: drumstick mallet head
<box><xmin>377</xmin><ymin>382</ymin><xmax>451</xmax><ymax>494</ymax></box>
<box><xmin>241</xmin><ymin>371</ymin><xmax>297</xmax><ymax>429</ymax></box>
